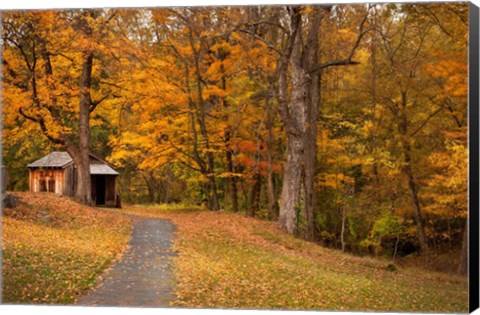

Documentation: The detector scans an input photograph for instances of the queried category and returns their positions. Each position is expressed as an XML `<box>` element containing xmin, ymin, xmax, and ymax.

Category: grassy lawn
<box><xmin>120</xmin><ymin>205</ymin><xmax>468</xmax><ymax>313</ymax></box>
<box><xmin>2</xmin><ymin>192</ymin><xmax>131</xmax><ymax>304</ymax></box>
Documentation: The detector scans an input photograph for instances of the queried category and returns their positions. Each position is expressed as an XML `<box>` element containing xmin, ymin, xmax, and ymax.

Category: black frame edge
<box><xmin>469</xmin><ymin>1</ymin><xmax>480</xmax><ymax>313</ymax></box>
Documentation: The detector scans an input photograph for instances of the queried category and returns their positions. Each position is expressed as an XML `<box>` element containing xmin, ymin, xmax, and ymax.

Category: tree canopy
<box><xmin>2</xmin><ymin>3</ymin><xmax>469</xmax><ymax>271</ymax></box>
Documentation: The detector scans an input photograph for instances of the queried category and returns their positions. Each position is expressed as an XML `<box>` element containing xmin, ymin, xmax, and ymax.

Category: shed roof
<box><xmin>28</xmin><ymin>151</ymin><xmax>118</xmax><ymax>175</ymax></box>
<box><xmin>27</xmin><ymin>152</ymin><xmax>73</xmax><ymax>168</ymax></box>
<box><xmin>90</xmin><ymin>164</ymin><xmax>119</xmax><ymax>175</ymax></box>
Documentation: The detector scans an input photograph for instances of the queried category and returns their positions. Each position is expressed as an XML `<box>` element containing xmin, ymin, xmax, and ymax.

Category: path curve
<box><xmin>76</xmin><ymin>215</ymin><xmax>176</xmax><ymax>307</ymax></box>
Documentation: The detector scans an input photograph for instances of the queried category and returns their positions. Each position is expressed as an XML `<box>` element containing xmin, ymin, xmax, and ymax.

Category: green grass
<box><xmin>130</xmin><ymin>202</ymin><xmax>206</xmax><ymax>212</ymax></box>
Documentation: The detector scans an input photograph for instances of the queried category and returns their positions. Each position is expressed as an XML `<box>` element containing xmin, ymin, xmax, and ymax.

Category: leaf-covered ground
<box><xmin>120</xmin><ymin>205</ymin><xmax>468</xmax><ymax>313</ymax></box>
<box><xmin>2</xmin><ymin>192</ymin><xmax>131</xmax><ymax>304</ymax></box>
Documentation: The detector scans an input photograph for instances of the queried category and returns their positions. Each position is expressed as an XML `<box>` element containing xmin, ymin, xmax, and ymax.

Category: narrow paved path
<box><xmin>76</xmin><ymin>216</ymin><xmax>176</xmax><ymax>307</ymax></box>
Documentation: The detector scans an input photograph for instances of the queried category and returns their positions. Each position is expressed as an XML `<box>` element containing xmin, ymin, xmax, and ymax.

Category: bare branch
<box><xmin>168</xmin><ymin>139</ymin><xmax>204</xmax><ymax>172</ymax></box>
<box><xmin>410</xmin><ymin>107</ymin><xmax>444</xmax><ymax>137</ymax></box>
<box><xmin>235</xmin><ymin>28</ymin><xmax>283</xmax><ymax>55</ymax></box>
<box><xmin>244</xmin><ymin>20</ymin><xmax>288</xmax><ymax>34</ymax></box>
<box><xmin>309</xmin><ymin>11</ymin><xmax>372</xmax><ymax>74</ymax></box>
<box><xmin>422</xmin><ymin>6</ymin><xmax>454</xmax><ymax>38</ymax></box>
<box><xmin>50</xmin><ymin>52</ymin><xmax>75</xmax><ymax>63</ymax></box>
<box><xmin>89</xmin><ymin>94</ymin><xmax>111</xmax><ymax>113</ymax></box>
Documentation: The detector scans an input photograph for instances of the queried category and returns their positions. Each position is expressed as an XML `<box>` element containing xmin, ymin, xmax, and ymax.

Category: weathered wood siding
<box><xmin>29</xmin><ymin>168</ymin><xmax>66</xmax><ymax>195</ymax></box>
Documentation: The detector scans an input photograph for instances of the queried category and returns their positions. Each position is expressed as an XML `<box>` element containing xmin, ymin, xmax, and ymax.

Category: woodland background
<box><xmin>1</xmin><ymin>3</ymin><xmax>468</xmax><ymax>273</ymax></box>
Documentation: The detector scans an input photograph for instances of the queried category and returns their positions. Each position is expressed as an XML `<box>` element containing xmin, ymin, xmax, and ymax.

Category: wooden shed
<box><xmin>27</xmin><ymin>151</ymin><xmax>119</xmax><ymax>207</ymax></box>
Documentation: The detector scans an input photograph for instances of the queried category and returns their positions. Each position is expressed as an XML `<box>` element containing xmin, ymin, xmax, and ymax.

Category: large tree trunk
<box><xmin>279</xmin><ymin>136</ymin><xmax>304</xmax><ymax>233</ymax></box>
<box><xmin>261</xmin><ymin>5</ymin><xmax>365</xmax><ymax>237</ymax></box>
<box><xmin>72</xmin><ymin>52</ymin><xmax>94</xmax><ymax>205</ymax></box>
<box><xmin>277</xmin><ymin>8</ymin><xmax>322</xmax><ymax>238</ymax></box>
<box><xmin>68</xmin><ymin>146</ymin><xmax>92</xmax><ymax>205</ymax></box>
<box><xmin>276</xmin><ymin>8</ymin><xmax>305</xmax><ymax>235</ymax></box>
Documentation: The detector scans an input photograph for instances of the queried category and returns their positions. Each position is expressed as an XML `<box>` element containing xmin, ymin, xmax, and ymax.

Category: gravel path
<box><xmin>76</xmin><ymin>216</ymin><xmax>176</xmax><ymax>307</ymax></box>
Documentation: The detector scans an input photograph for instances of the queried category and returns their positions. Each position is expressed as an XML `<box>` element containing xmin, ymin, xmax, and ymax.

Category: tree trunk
<box><xmin>143</xmin><ymin>173</ymin><xmax>156</xmax><ymax>203</ymax></box>
<box><xmin>225</xmin><ymin>128</ymin><xmax>239</xmax><ymax>212</ymax></box>
<box><xmin>72</xmin><ymin>52</ymin><xmax>94</xmax><ymax>206</ymax></box>
<box><xmin>248</xmin><ymin>172</ymin><xmax>262</xmax><ymax>217</ymax></box>
<box><xmin>398</xmin><ymin>91</ymin><xmax>428</xmax><ymax>262</ymax></box>
<box><xmin>226</xmin><ymin>149</ymin><xmax>238</xmax><ymax>212</ymax></box>
<box><xmin>207</xmin><ymin>159</ymin><xmax>220</xmax><ymax>211</ymax></box>
<box><xmin>404</xmin><ymin>161</ymin><xmax>428</xmax><ymax>260</ymax></box>
<box><xmin>69</xmin><ymin>148</ymin><xmax>92</xmax><ymax>205</ymax></box>
<box><xmin>192</xmin><ymin>35</ymin><xmax>220</xmax><ymax>211</ymax></box>
<box><xmin>277</xmin><ymin>8</ymin><xmax>322</xmax><ymax>238</ymax></box>
<box><xmin>279</xmin><ymin>136</ymin><xmax>304</xmax><ymax>233</ymax></box>
<box><xmin>266</xmin><ymin>84</ymin><xmax>279</xmax><ymax>220</ymax></box>
<box><xmin>164</xmin><ymin>165</ymin><xmax>173</xmax><ymax>203</ymax></box>
<box><xmin>221</xmin><ymin>71</ymin><xmax>239</xmax><ymax>213</ymax></box>
<box><xmin>303</xmin><ymin>71</ymin><xmax>320</xmax><ymax>241</ymax></box>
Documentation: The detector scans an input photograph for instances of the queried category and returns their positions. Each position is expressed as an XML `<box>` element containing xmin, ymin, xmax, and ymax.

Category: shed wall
<box><xmin>29</xmin><ymin>168</ymin><xmax>66</xmax><ymax>195</ymax></box>
<box><xmin>28</xmin><ymin>156</ymin><xmax>118</xmax><ymax>207</ymax></box>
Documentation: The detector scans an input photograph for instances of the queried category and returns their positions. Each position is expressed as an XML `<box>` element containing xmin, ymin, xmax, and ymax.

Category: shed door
<box><xmin>96</xmin><ymin>176</ymin><xmax>106</xmax><ymax>205</ymax></box>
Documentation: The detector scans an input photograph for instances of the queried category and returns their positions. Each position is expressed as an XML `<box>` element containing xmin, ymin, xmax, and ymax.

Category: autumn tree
<box><xmin>108</xmin><ymin>7</ymin><xmax>281</xmax><ymax>211</ymax></box>
<box><xmin>369</xmin><ymin>4</ymin><xmax>467</xmax><ymax>262</ymax></box>
<box><xmin>318</xmin><ymin>3</ymin><xmax>468</xmax><ymax>263</ymax></box>
<box><xmin>238</xmin><ymin>5</ymin><xmax>371</xmax><ymax>238</ymax></box>
<box><xmin>2</xmin><ymin>9</ymin><xmax>134</xmax><ymax>204</ymax></box>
